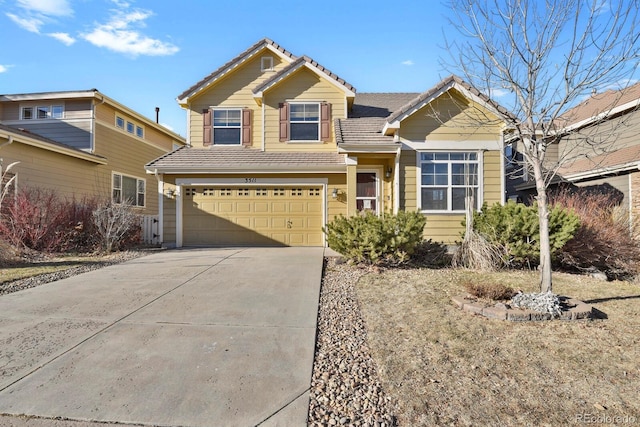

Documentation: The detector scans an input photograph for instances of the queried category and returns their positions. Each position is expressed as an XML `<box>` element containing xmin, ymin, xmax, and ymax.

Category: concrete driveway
<box><xmin>0</xmin><ymin>247</ymin><xmax>324</xmax><ymax>427</ymax></box>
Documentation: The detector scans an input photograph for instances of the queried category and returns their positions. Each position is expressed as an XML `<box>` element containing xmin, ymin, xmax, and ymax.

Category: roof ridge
<box><xmin>177</xmin><ymin>38</ymin><xmax>297</xmax><ymax>102</ymax></box>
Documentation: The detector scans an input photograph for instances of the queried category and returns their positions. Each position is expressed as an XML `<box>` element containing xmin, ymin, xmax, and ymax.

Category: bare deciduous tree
<box><xmin>445</xmin><ymin>0</ymin><xmax>640</xmax><ymax>292</ymax></box>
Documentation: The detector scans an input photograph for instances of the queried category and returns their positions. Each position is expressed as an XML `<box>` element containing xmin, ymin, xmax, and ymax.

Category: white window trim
<box><xmin>115</xmin><ymin>115</ymin><xmax>145</xmax><ymax>139</ymax></box>
<box><xmin>416</xmin><ymin>150</ymin><xmax>484</xmax><ymax>214</ymax></box>
<box><xmin>112</xmin><ymin>172</ymin><xmax>146</xmax><ymax>208</ymax></box>
<box><xmin>261</xmin><ymin>56</ymin><xmax>274</xmax><ymax>72</ymax></box>
<box><xmin>212</xmin><ymin>107</ymin><xmax>242</xmax><ymax>146</ymax></box>
<box><xmin>288</xmin><ymin>101</ymin><xmax>321</xmax><ymax>143</ymax></box>
<box><xmin>20</xmin><ymin>103</ymin><xmax>65</xmax><ymax>120</ymax></box>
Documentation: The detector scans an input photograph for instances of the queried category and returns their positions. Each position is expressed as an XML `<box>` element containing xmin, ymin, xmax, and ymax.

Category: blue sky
<box><xmin>0</xmin><ymin>0</ymin><xmax>456</xmax><ymax>137</ymax></box>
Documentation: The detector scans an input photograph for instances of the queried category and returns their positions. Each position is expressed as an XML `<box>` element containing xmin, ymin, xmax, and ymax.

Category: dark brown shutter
<box><xmin>320</xmin><ymin>102</ymin><xmax>331</xmax><ymax>142</ymax></box>
<box><xmin>202</xmin><ymin>108</ymin><xmax>212</xmax><ymax>147</ymax></box>
<box><xmin>242</xmin><ymin>108</ymin><xmax>252</xmax><ymax>147</ymax></box>
<box><xmin>279</xmin><ymin>103</ymin><xmax>289</xmax><ymax>142</ymax></box>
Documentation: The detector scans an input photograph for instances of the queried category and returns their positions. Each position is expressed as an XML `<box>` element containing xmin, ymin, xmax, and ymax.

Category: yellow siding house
<box><xmin>0</xmin><ymin>90</ymin><xmax>185</xmax><ymax>218</ymax></box>
<box><xmin>146</xmin><ymin>39</ymin><xmax>513</xmax><ymax>247</ymax></box>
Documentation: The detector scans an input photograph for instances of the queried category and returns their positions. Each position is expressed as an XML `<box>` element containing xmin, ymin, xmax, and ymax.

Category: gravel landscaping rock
<box><xmin>511</xmin><ymin>291</ymin><xmax>562</xmax><ymax>317</ymax></box>
<box><xmin>308</xmin><ymin>259</ymin><xmax>397</xmax><ymax>426</ymax></box>
<box><xmin>0</xmin><ymin>250</ymin><xmax>149</xmax><ymax>296</ymax></box>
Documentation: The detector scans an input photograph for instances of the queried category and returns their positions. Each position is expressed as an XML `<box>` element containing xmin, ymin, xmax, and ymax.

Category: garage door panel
<box><xmin>183</xmin><ymin>185</ymin><xmax>323</xmax><ymax>247</ymax></box>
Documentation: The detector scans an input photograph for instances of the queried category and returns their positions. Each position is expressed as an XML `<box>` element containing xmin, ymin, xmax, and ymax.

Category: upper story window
<box><xmin>419</xmin><ymin>152</ymin><xmax>479</xmax><ymax>212</ymax></box>
<box><xmin>213</xmin><ymin>109</ymin><xmax>242</xmax><ymax>145</ymax></box>
<box><xmin>21</xmin><ymin>104</ymin><xmax>64</xmax><ymax>120</ymax></box>
<box><xmin>289</xmin><ymin>103</ymin><xmax>320</xmax><ymax>141</ymax></box>
<box><xmin>116</xmin><ymin>115</ymin><xmax>144</xmax><ymax>138</ymax></box>
<box><xmin>112</xmin><ymin>172</ymin><xmax>145</xmax><ymax>207</ymax></box>
<box><xmin>261</xmin><ymin>56</ymin><xmax>274</xmax><ymax>72</ymax></box>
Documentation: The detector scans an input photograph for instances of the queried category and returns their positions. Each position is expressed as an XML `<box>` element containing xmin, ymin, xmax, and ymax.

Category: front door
<box><xmin>356</xmin><ymin>172</ymin><xmax>378</xmax><ymax>214</ymax></box>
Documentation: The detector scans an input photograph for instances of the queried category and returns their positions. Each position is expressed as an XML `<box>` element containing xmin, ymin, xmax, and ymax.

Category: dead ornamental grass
<box><xmin>355</xmin><ymin>268</ymin><xmax>640</xmax><ymax>426</ymax></box>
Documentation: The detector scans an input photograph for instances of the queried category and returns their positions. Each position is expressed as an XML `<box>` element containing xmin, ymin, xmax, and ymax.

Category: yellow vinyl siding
<box><xmin>424</xmin><ymin>214</ymin><xmax>465</xmax><ymax>244</ymax></box>
<box><xmin>263</xmin><ymin>67</ymin><xmax>345</xmax><ymax>152</ymax></box>
<box><xmin>483</xmin><ymin>150</ymin><xmax>503</xmax><ymax>206</ymax></box>
<box><xmin>188</xmin><ymin>52</ymin><xmax>289</xmax><ymax>149</ymax></box>
<box><xmin>0</xmin><ymin>141</ymin><xmax>106</xmax><ymax>199</ymax></box>
<box><xmin>400</xmin><ymin>89</ymin><xmax>503</xmax><ymax>142</ymax></box>
<box><xmin>399</xmin><ymin>150</ymin><xmax>418</xmax><ymax>211</ymax></box>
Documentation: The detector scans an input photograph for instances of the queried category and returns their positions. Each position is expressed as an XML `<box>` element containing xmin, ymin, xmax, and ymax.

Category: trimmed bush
<box><xmin>469</xmin><ymin>201</ymin><xmax>580</xmax><ymax>268</ymax></box>
<box><xmin>92</xmin><ymin>200</ymin><xmax>141</xmax><ymax>253</ymax></box>
<box><xmin>550</xmin><ymin>188</ymin><xmax>640</xmax><ymax>279</ymax></box>
<box><xmin>324</xmin><ymin>210</ymin><xmax>426</xmax><ymax>265</ymax></box>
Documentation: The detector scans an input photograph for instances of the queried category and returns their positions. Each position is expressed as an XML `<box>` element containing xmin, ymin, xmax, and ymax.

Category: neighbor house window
<box><xmin>213</xmin><ymin>109</ymin><xmax>242</xmax><ymax>145</ymax></box>
<box><xmin>126</xmin><ymin>121</ymin><xmax>134</xmax><ymax>134</ymax></box>
<box><xmin>112</xmin><ymin>173</ymin><xmax>145</xmax><ymax>207</ymax></box>
<box><xmin>289</xmin><ymin>103</ymin><xmax>319</xmax><ymax>141</ymax></box>
<box><xmin>21</xmin><ymin>105</ymin><xmax>64</xmax><ymax>120</ymax></box>
<box><xmin>37</xmin><ymin>106</ymin><xmax>50</xmax><ymax>119</ymax></box>
<box><xmin>116</xmin><ymin>116</ymin><xmax>125</xmax><ymax>129</ymax></box>
<box><xmin>52</xmin><ymin>105</ymin><xmax>64</xmax><ymax>119</ymax></box>
<box><xmin>136</xmin><ymin>125</ymin><xmax>144</xmax><ymax>138</ymax></box>
<box><xmin>419</xmin><ymin>152</ymin><xmax>479</xmax><ymax>211</ymax></box>
<box><xmin>21</xmin><ymin>107</ymin><xmax>33</xmax><ymax>120</ymax></box>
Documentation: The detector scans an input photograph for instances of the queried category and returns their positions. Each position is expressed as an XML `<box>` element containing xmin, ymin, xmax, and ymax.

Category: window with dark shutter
<box><xmin>279</xmin><ymin>103</ymin><xmax>289</xmax><ymax>142</ymax></box>
<box><xmin>202</xmin><ymin>108</ymin><xmax>212</xmax><ymax>147</ymax></box>
<box><xmin>320</xmin><ymin>102</ymin><xmax>331</xmax><ymax>142</ymax></box>
<box><xmin>242</xmin><ymin>109</ymin><xmax>252</xmax><ymax>146</ymax></box>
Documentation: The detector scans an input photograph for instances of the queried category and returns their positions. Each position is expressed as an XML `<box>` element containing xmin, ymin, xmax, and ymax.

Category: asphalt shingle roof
<box><xmin>557</xmin><ymin>81</ymin><xmax>640</xmax><ymax>129</ymax></box>
<box><xmin>146</xmin><ymin>146</ymin><xmax>346</xmax><ymax>171</ymax></box>
<box><xmin>558</xmin><ymin>144</ymin><xmax>640</xmax><ymax>177</ymax></box>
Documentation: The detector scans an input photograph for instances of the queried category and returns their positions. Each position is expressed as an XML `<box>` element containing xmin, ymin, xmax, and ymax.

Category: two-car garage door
<box><xmin>182</xmin><ymin>186</ymin><xmax>324</xmax><ymax>246</ymax></box>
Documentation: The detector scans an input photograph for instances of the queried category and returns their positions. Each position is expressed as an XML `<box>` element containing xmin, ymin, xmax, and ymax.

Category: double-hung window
<box><xmin>213</xmin><ymin>109</ymin><xmax>242</xmax><ymax>145</ymax></box>
<box><xmin>113</xmin><ymin>173</ymin><xmax>145</xmax><ymax>207</ymax></box>
<box><xmin>289</xmin><ymin>103</ymin><xmax>319</xmax><ymax>141</ymax></box>
<box><xmin>420</xmin><ymin>152</ymin><xmax>479</xmax><ymax>211</ymax></box>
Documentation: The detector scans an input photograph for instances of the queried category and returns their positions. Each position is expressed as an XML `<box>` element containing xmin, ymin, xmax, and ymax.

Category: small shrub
<box><xmin>463</xmin><ymin>280</ymin><xmax>515</xmax><ymax>300</ymax></box>
<box><xmin>324</xmin><ymin>210</ymin><xmax>426</xmax><ymax>265</ymax></box>
<box><xmin>92</xmin><ymin>200</ymin><xmax>140</xmax><ymax>253</ymax></box>
<box><xmin>469</xmin><ymin>201</ymin><xmax>580</xmax><ymax>268</ymax></box>
<box><xmin>550</xmin><ymin>188</ymin><xmax>640</xmax><ymax>279</ymax></box>
<box><xmin>0</xmin><ymin>187</ymin><xmax>99</xmax><ymax>253</ymax></box>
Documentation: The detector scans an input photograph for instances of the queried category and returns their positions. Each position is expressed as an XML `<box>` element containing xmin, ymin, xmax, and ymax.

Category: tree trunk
<box><xmin>533</xmin><ymin>164</ymin><xmax>553</xmax><ymax>293</ymax></box>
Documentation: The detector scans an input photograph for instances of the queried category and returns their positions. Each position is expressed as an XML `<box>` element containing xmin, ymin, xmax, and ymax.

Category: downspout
<box><xmin>91</xmin><ymin>93</ymin><xmax>106</xmax><ymax>154</ymax></box>
<box><xmin>261</xmin><ymin>101</ymin><xmax>266</xmax><ymax>151</ymax></box>
<box><xmin>153</xmin><ymin>169</ymin><xmax>164</xmax><ymax>245</ymax></box>
<box><xmin>394</xmin><ymin>146</ymin><xmax>401</xmax><ymax>214</ymax></box>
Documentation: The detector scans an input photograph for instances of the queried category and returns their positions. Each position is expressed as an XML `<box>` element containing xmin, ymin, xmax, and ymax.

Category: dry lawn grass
<box><xmin>355</xmin><ymin>267</ymin><xmax>640</xmax><ymax>426</ymax></box>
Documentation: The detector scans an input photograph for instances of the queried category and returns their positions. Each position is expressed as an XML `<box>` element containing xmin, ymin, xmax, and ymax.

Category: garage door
<box><xmin>182</xmin><ymin>186</ymin><xmax>324</xmax><ymax>246</ymax></box>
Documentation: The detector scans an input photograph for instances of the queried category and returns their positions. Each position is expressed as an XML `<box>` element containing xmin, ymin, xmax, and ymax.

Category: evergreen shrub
<box><xmin>324</xmin><ymin>210</ymin><xmax>426</xmax><ymax>265</ymax></box>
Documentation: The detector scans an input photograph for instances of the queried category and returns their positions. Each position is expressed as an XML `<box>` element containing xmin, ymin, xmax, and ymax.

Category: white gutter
<box><xmin>564</xmin><ymin>161</ymin><xmax>640</xmax><ymax>181</ymax></box>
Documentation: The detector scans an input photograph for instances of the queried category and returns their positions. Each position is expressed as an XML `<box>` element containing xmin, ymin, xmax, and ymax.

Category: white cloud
<box><xmin>490</xmin><ymin>88</ymin><xmax>509</xmax><ymax>98</ymax></box>
<box><xmin>0</xmin><ymin>65</ymin><xmax>8</xmax><ymax>73</ymax></box>
<box><xmin>48</xmin><ymin>32</ymin><xmax>75</xmax><ymax>46</ymax></box>
<box><xmin>6</xmin><ymin>12</ymin><xmax>43</xmax><ymax>33</ymax></box>
<box><xmin>17</xmin><ymin>0</ymin><xmax>73</xmax><ymax>17</ymax></box>
<box><xmin>81</xmin><ymin>6</ymin><xmax>179</xmax><ymax>57</ymax></box>
<box><xmin>160</xmin><ymin>122</ymin><xmax>174</xmax><ymax>131</ymax></box>
<box><xmin>401</xmin><ymin>60</ymin><xmax>414</xmax><ymax>66</ymax></box>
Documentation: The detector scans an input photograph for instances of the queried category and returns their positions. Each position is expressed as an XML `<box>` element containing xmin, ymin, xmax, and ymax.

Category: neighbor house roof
<box><xmin>252</xmin><ymin>55</ymin><xmax>356</xmax><ymax>101</ymax></box>
<box><xmin>383</xmin><ymin>75</ymin><xmax>515</xmax><ymax>135</ymax></box>
<box><xmin>145</xmin><ymin>145</ymin><xmax>346</xmax><ymax>173</ymax></box>
<box><xmin>557</xmin><ymin>144</ymin><xmax>640</xmax><ymax>180</ymax></box>
<box><xmin>0</xmin><ymin>123</ymin><xmax>107</xmax><ymax>164</ymax></box>
<box><xmin>177</xmin><ymin>38</ymin><xmax>297</xmax><ymax>104</ymax></box>
<box><xmin>556</xmin><ymin>81</ymin><xmax>640</xmax><ymax>132</ymax></box>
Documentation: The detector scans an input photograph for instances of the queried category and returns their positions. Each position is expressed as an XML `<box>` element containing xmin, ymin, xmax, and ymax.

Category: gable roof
<box><xmin>0</xmin><ymin>123</ymin><xmax>107</xmax><ymax>164</ymax></box>
<box><xmin>177</xmin><ymin>38</ymin><xmax>297</xmax><ymax>104</ymax></box>
<box><xmin>252</xmin><ymin>55</ymin><xmax>356</xmax><ymax>101</ymax></box>
<box><xmin>556</xmin><ymin>81</ymin><xmax>640</xmax><ymax>132</ymax></box>
<box><xmin>335</xmin><ymin>93</ymin><xmax>419</xmax><ymax>146</ymax></box>
<box><xmin>382</xmin><ymin>75</ymin><xmax>515</xmax><ymax>135</ymax></box>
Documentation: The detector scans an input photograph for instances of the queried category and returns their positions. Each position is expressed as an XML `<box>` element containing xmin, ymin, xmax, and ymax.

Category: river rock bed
<box><xmin>0</xmin><ymin>251</ymin><xmax>148</xmax><ymax>296</ymax></box>
<box><xmin>308</xmin><ymin>258</ymin><xmax>396</xmax><ymax>426</ymax></box>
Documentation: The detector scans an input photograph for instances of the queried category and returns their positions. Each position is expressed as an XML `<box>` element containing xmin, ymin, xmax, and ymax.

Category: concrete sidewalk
<box><xmin>0</xmin><ymin>247</ymin><xmax>324</xmax><ymax>427</ymax></box>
